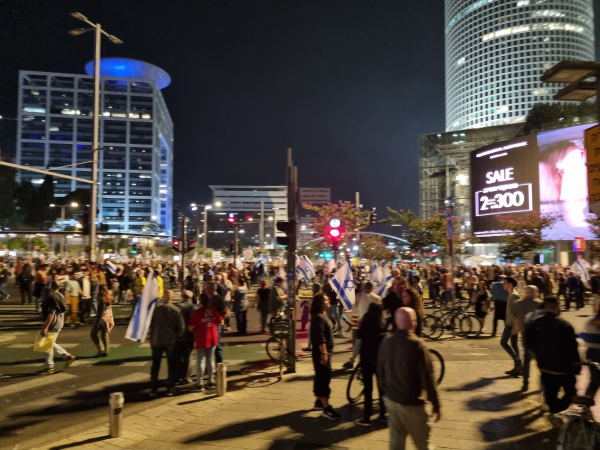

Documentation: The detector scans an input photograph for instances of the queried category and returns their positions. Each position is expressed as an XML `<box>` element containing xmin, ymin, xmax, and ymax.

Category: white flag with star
<box><xmin>329</xmin><ymin>261</ymin><xmax>355</xmax><ymax>311</ymax></box>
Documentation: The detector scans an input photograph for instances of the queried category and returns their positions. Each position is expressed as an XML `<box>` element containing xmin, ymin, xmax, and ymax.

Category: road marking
<box><xmin>7</xmin><ymin>344</ymin><xmax>32</xmax><ymax>348</ymax></box>
<box><xmin>0</xmin><ymin>373</ymin><xmax>77</xmax><ymax>396</ymax></box>
<box><xmin>71</xmin><ymin>360</ymin><xmax>98</xmax><ymax>367</ymax></box>
<box><xmin>58</xmin><ymin>343</ymin><xmax>80</xmax><ymax>348</ymax></box>
<box><xmin>223</xmin><ymin>359</ymin><xmax>245</xmax><ymax>365</ymax></box>
<box><xmin>120</xmin><ymin>361</ymin><xmax>148</xmax><ymax>367</ymax></box>
<box><xmin>80</xmin><ymin>372</ymin><xmax>147</xmax><ymax>391</ymax></box>
<box><xmin>0</xmin><ymin>335</ymin><xmax>18</xmax><ymax>343</ymax></box>
<box><xmin>452</xmin><ymin>353</ymin><xmax>490</xmax><ymax>356</ymax></box>
<box><xmin>110</xmin><ymin>343</ymin><xmax>122</xmax><ymax>348</ymax></box>
<box><xmin>139</xmin><ymin>343</ymin><xmax>150</xmax><ymax>348</ymax></box>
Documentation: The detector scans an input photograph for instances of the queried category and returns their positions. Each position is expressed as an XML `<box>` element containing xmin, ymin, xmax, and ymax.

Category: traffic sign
<box><xmin>574</xmin><ymin>237</ymin><xmax>586</xmax><ymax>252</ymax></box>
<box><xmin>299</xmin><ymin>188</ymin><xmax>331</xmax><ymax>204</ymax></box>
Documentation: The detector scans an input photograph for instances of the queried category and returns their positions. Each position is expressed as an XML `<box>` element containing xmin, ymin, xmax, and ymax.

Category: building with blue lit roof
<box><xmin>16</xmin><ymin>58</ymin><xmax>173</xmax><ymax>235</ymax></box>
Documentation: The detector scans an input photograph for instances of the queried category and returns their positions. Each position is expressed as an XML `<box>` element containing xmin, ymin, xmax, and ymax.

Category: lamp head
<box><xmin>49</xmin><ymin>203</ymin><xmax>56</xmax><ymax>207</ymax></box>
<box><xmin>70</xmin><ymin>12</ymin><xmax>88</xmax><ymax>21</ymax></box>
<box><xmin>70</xmin><ymin>202</ymin><xmax>78</xmax><ymax>207</ymax></box>
<box><xmin>108</xmin><ymin>35</ymin><xmax>123</xmax><ymax>45</ymax></box>
<box><xmin>214</xmin><ymin>201</ymin><xmax>222</xmax><ymax>207</ymax></box>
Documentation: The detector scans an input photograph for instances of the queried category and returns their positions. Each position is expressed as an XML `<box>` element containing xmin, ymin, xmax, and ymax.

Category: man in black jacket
<box><xmin>525</xmin><ymin>296</ymin><xmax>580</xmax><ymax>414</ymax></box>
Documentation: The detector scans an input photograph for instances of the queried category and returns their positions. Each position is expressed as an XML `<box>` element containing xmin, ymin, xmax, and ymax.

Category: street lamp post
<box><xmin>191</xmin><ymin>202</ymin><xmax>222</xmax><ymax>260</ymax></box>
<box><xmin>50</xmin><ymin>202</ymin><xmax>79</xmax><ymax>230</ymax></box>
<box><xmin>69</xmin><ymin>12</ymin><xmax>123</xmax><ymax>261</ymax></box>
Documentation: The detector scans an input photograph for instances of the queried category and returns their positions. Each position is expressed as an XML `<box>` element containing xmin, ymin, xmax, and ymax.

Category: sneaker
<box><xmin>37</xmin><ymin>367</ymin><xmax>54</xmax><ymax>375</ymax></box>
<box><xmin>355</xmin><ymin>418</ymin><xmax>371</xmax><ymax>427</ymax></box>
<box><xmin>149</xmin><ymin>391</ymin><xmax>157</xmax><ymax>399</ymax></box>
<box><xmin>522</xmin><ymin>383</ymin><xmax>529</xmax><ymax>392</ymax></box>
<box><xmin>321</xmin><ymin>406</ymin><xmax>341</xmax><ymax>420</ymax></box>
<box><xmin>65</xmin><ymin>355</ymin><xmax>76</xmax><ymax>369</ymax></box>
<box><xmin>205</xmin><ymin>383</ymin><xmax>216</xmax><ymax>390</ymax></box>
<box><xmin>312</xmin><ymin>399</ymin><xmax>324</xmax><ymax>411</ymax></box>
<box><xmin>166</xmin><ymin>389</ymin><xmax>174</xmax><ymax>397</ymax></box>
<box><xmin>5</xmin><ymin>295</ymin><xmax>9</xmax><ymax>301</ymax></box>
<box><xmin>225</xmin><ymin>326</ymin><xmax>232</xmax><ymax>331</ymax></box>
<box><xmin>343</xmin><ymin>361</ymin><xmax>354</xmax><ymax>369</ymax></box>
<box><xmin>94</xmin><ymin>351</ymin><xmax>107</xmax><ymax>358</ymax></box>
<box><xmin>192</xmin><ymin>386</ymin><xmax>205</xmax><ymax>393</ymax></box>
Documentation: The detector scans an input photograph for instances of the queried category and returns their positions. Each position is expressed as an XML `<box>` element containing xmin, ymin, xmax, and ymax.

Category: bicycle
<box><xmin>346</xmin><ymin>348</ymin><xmax>445</xmax><ymax>404</ymax></box>
<box><xmin>266</xmin><ymin>316</ymin><xmax>297</xmax><ymax>378</ymax></box>
<box><xmin>556</xmin><ymin>361</ymin><xmax>600</xmax><ymax>450</ymax></box>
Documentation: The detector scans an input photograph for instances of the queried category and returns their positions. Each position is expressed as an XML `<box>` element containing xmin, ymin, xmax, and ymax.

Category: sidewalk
<box><xmin>18</xmin><ymin>355</ymin><xmax>559</xmax><ymax>450</ymax></box>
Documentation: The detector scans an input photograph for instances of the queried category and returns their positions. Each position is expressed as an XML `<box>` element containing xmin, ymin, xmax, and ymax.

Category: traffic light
<box><xmin>172</xmin><ymin>239</ymin><xmax>180</xmax><ymax>252</ymax></box>
<box><xmin>229</xmin><ymin>243</ymin><xmax>235</xmax><ymax>254</ymax></box>
<box><xmin>131</xmin><ymin>243</ymin><xmax>138</xmax><ymax>254</ymax></box>
<box><xmin>228</xmin><ymin>215</ymin><xmax>236</xmax><ymax>228</ymax></box>
<box><xmin>369</xmin><ymin>211</ymin><xmax>378</xmax><ymax>225</ymax></box>
<box><xmin>81</xmin><ymin>206</ymin><xmax>90</xmax><ymax>236</ymax></box>
<box><xmin>99</xmin><ymin>223</ymin><xmax>109</xmax><ymax>232</ymax></box>
<box><xmin>276</xmin><ymin>221</ymin><xmax>292</xmax><ymax>247</ymax></box>
<box><xmin>328</xmin><ymin>218</ymin><xmax>343</xmax><ymax>249</ymax></box>
<box><xmin>187</xmin><ymin>240</ymin><xmax>196</xmax><ymax>252</ymax></box>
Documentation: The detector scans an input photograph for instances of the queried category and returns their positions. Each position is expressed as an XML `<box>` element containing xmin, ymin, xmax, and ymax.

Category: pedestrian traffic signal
<box><xmin>131</xmin><ymin>243</ymin><xmax>138</xmax><ymax>254</ymax></box>
<box><xmin>328</xmin><ymin>218</ymin><xmax>343</xmax><ymax>248</ymax></box>
<box><xmin>229</xmin><ymin>243</ymin><xmax>235</xmax><ymax>254</ymax></box>
<box><xmin>276</xmin><ymin>221</ymin><xmax>292</xmax><ymax>247</ymax></box>
<box><xmin>228</xmin><ymin>215</ymin><xmax>236</xmax><ymax>228</ymax></box>
<box><xmin>172</xmin><ymin>240</ymin><xmax>180</xmax><ymax>252</ymax></box>
<box><xmin>99</xmin><ymin>223</ymin><xmax>109</xmax><ymax>232</ymax></box>
<box><xmin>187</xmin><ymin>240</ymin><xmax>196</xmax><ymax>252</ymax></box>
<box><xmin>81</xmin><ymin>206</ymin><xmax>90</xmax><ymax>236</ymax></box>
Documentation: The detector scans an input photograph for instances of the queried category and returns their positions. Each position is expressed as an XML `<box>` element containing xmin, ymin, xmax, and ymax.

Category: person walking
<box><xmin>89</xmin><ymin>265</ymin><xmax>100</xmax><ymax>318</ymax></box>
<box><xmin>378</xmin><ymin>307</ymin><xmax>441</xmax><ymax>450</ymax></box>
<box><xmin>33</xmin><ymin>264</ymin><xmax>47</xmax><ymax>313</ymax></box>
<box><xmin>205</xmin><ymin>282</ymin><xmax>228</xmax><ymax>364</ymax></box>
<box><xmin>20</xmin><ymin>260</ymin><xmax>33</xmax><ymax>306</ymax></box>
<box><xmin>176</xmin><ymin>290</ymin><xmax>198</xmax><ymax>385</ymax></box>
<box><xmin>355</xmin><ymin>301</ymin><xmax>386</xmax><ymax>427</ymax></box>
<box><xmin>149</xmin><ymin>289</ymin><xmax>185</xmax><ymax>398</ymax></box>
<box><xmin>79</xmin><ymin>269</ymin><xmax>92</xmax><ymax>325</ymax></box>
<box><xmin>188</xmin><ymin>293</ymin><xmax>222</xmax><ymax>391</ymax></box>
<box><xmin>511</xmin><ymin>285</ymin><xmax>543</xmax><ymax>391</ymax></box>
<box><xmin>310</xmin><ymin>293</ymin><xmax>340</xmax><ymax>419</ymax></box>
<box><xmin>268</xmin><ymin>277</ymin><xmax>287</xmax><ymax>318</ymax></box>
<box><xmin>501</xmin><ymin>277</ymin><xmax>522</xmax><ymax>376</ymax></box>
<box><xmin>383</xmin><ymin>276</ymin><xmax>407</xmax><ymax>329</ymax></box>
<box><xmin>0</xmin><ymin>263</ymin><xmax>10</xmax><ymax>301</ymax></box>
<box><xmin>65</xmin><ymin>273</ymin><xmax>82</xmax><ymax>328</ymax></box>
<box><xmin>490</xmin><ymin>276</ymin><xmax>508</xmax><ymax>336</ymax></box>
<box><xmin>401</xmin><ymin>287</ymin><xmax>425</xmax><ymax>337</ymax></box>
<box><xmin>565</xmin><ymin>271</ymin><xmax>580</xmax><ymax>311</ymax></box>
<box><xmin>474</xmin><ymin>281</ymin><xmax>491</xmax><ymax>332</ymax></box>
<box><xmin>255</xmin><ymin>279</ymin><xmax>270</xmax><ymax>333</ymax></box>
<box><xmin>90</xmin><ymin>284</ymin><xmax>113</xmax><ymax>357</ymax></box>
<box><xmin>526</xmin><ymin>297</ymin><xmax>581</xmax><ymax>414</ymax></box>
<box><xmin>38</xmin><ymin>281</ymin><xmax>76</xmax><ymax>374</ymax></box>
<box><xmin>233</xmin><ymin>276</ymin><xmax>249</xmax><ymax>335</ymax></box>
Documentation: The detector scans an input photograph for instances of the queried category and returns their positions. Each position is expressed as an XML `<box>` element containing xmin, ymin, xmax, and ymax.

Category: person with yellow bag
<box><xmin>37</xmin><ymin>281</ymin><xmax>76</xmax><ymax>375</ymax></box>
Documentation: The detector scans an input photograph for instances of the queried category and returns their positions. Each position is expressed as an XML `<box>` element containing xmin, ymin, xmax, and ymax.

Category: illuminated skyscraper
<box><xmin>445</xmin><ymin>0</ymin><xmax>594</xmax><ymax>131</ymax></box>
<box><xmin>16</xmin><ymin>58</ymin><xmax>173</xmax><ymax>235</ymax></box>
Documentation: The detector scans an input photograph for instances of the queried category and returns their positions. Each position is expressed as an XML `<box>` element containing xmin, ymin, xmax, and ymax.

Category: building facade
<box><xmin>16</xmin><ymin>58</ymin><xmax>173</xmax><ymax>235</ymax></box>
<box><xmin>445</xmin><ymin>0</ymin><xmax>595</xmax><ymax>131</ymax></box>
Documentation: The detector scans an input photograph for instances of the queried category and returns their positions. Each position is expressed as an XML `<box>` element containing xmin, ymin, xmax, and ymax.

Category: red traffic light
<box><xmin>228</xmin><ymin>216</ymin><xmax>235</xmax><ymax>228</ymax></box>
<box><xmin>329</xmin><ymin>229</ymin><xmax>340</xmax><ymax>237</ymax></box>
<box><xmin>172</xmin><ymin>240</ymin><xmax>179</xmax><ymax>246</ymax></box>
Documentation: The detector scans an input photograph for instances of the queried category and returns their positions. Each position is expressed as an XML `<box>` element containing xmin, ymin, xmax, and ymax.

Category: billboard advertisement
<box><xmin>470</xmin><ymin>123</ymin><xmax>595</xmax><ymax>243</ymax></box>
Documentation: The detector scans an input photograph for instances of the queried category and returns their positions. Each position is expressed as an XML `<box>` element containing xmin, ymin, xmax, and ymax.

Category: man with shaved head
<box><xmin>378</xmin><ymin>307</ymin><xmax>440</xmax><ymax>450</ymax></box>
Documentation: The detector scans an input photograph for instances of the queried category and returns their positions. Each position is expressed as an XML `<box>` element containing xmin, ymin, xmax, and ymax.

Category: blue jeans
<box><xmin>196</xmin><ymin>346</ymin><xmax>216</xmax><ymax>387</ymax></box>
<box><xmin>328</xmin><ymin>305</ymin><xmax>341</xmax><ymax>331</ymax></box>
<box><xmin>151</xmin><ymin>344</ymin><xmax>177</xmax><ymax>392</ymax></box>
<box><xmin>235</xmin><ymin>310</ymin><xmax>247</xmax><ymax>334</ymax></box>
<box><xmin>0</xmin><ymin>282</ymin><xmax>8</xmax><ymax>298</ymax></box>
<box><xmin>500</xmin><ymin>324</ymin><xmax>521</xmax><ymax>363</ymax></box>
<box><xmin>522</xmin><ymin>345</ymin><xmax>533</xmax><ymax>384</ymax></box>
<box><xmin>215</xmin><ymin>326</ymin><xmax>223</xmax><ymax>364</ymax></box>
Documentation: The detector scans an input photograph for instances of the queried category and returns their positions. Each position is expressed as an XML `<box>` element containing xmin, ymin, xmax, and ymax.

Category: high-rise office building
<box><xmin>445</xmin><ymin>0</ymin><xmax>595</xmax><ymax>131</ymax></box>
<box><xmin>16</xmin><ymin>58</ymin><xmax>173</xmax><ymax>235</ymax></box>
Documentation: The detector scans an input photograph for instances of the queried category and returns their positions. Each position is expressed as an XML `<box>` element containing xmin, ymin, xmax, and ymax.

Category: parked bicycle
<box><xmin>265</xmin><ymin>315</ymin><xmax>297</xmax><ymax>379</ymax></box>
<box><xmin>346</xmin><ymin>348</ymin><xmax>445</xmax><ymax>404</ymax></box>
<box><xmin>422</xmin><ymin>303</ymin><xmax>482</xmax><ymax>340</ymax></box>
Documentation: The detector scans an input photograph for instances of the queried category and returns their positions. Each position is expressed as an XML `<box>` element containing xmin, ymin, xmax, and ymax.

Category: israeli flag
<box><xmin>571</xmin><ymin>259</ymin><xmax>591</xmax><ymax>284</ymax></box>
<box><xmin>297</xmin><ymin>255</ymin><xmax>316</xmax><ymax>282</ymax></box>
<box><xmin>377</xmin><ymin>263</ymin><xmax>392</xmax><ymax>297</ymax></box>
<box><xmin>324</xmin><ymin>259</ymin><xmax>336</xmax><ymax>274</ymax></box>
<box><xmin>329</xmin><ymin>261</ymin><xmax>355</xmax><ymax>311</ymax></box>
<box><xmin>106</xmin><ymin>260</ymin><xmax>117</xmax><ymax>274</ymax></box>
<box><xmin>125</xmin><ymin>271</ymin><xmax>159</xmax><ymax>343</ymax></box>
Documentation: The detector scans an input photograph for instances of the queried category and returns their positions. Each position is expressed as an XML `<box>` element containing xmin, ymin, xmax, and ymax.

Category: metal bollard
<box><xmin>216</xmin><ymin>363</ymin><xmax>227</xmax><ymax>397</ymax></box>
<box><xmin>109</xmin><ymin>392</ymin><xmax>124</xmax><ymax>438</ymax></box>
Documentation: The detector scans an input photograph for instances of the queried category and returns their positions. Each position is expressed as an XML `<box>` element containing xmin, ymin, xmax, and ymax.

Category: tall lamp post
<box><xmin>69</xmin><ymin>12</ymin><xmax>122</xmax><ymax>261</ymax></box>
<box><xmin>191</xmin><ymin>202</ymin><xmax>222</xmax><ymax>259</ymax></box>
<box><xmin>50</xmin><ymin>202</ymin><xmax>79</xmax><ymax>230</ymax></box>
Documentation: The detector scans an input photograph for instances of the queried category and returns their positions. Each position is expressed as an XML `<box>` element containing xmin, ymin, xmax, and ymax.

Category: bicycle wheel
<box><xmin>428</xmin><ymin>349</ymin><xmax>445</xmax><ymax>386</ymax></box>
<box><xmin>266</xmin><ymin>336</ymin><xmax>281</xmax><ymax>362</ymax></box>
<box><xmin>449</xmin><ymin>313</ymin><xmax>465</xmax><ymax>338</ymax></box>
<box><xmin>462</xmin><ymin>315</ymin><xmax>482</xmax><ymax>339</ymax></box>
<box><xmin>423</xmin><ymin>315</ymin><xmax>443</xmax><ymax>341</ymax></box>
<box><xmin>557</xmin><ymin>414</ymin><xmax>597</xmax><ymax>450</ymax></box>
<box><xmin>346</xmin><ymin>362</ymin><xmax>364</xmax><ymax>404</ymax></box>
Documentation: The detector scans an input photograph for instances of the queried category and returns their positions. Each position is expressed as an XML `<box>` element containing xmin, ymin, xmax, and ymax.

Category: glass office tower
<box><xmin>445</xmin><ymin>0</ymin><xmax>594</xmax><ymax>131</ymax></box>
<box><xmin>16</xmin><ymin>58</ymin><xmax>173</xmax><ymax>235</ymax></box>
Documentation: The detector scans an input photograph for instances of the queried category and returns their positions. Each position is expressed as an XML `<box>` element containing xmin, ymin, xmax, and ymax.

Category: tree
<box><xmin>382</xmin><ymin>208</ymin><xmax>477</xmax><ymax>259</ymax></box>
<box><xmin>0</xmin><ymin>164</ymin><xmax>19</xmax><ymax>226</ymax></box>
<box><xmin>162</xmin><ymin>246</ymin><xmax>175</xmax><ymax>256</ymax></box>
<box><xmin>585</xmin><ymin>216</ymin><xmax>600</xmax><ymax>262</ymax></box>
<box><xmin>526</xmin><ymin>100</ymin><xmax>597</xmax><ymax>133</ymax></box>
<box><xmin>25</xmin><ymin>173</ymin><xmax>55</xmax><ymax>226</ymax></box>
<box><xmin>54</xmin><ymin>242</ymin><xmax>61</xmax><ymax>254</ymax></box>
<box><xmin>16</xmin><ymin>180</ymin><xmax>36</xmax><ymax>223</ymax></box>
<box><xmin>360</xmin><ymin>234</ymin><xmax>394</xmax><ymax>261</ymax></box>
<box><xmin>303</xmin><ymin>201</ymin><xmax>371</xmax><ymax>249</ymax></box>
<box><xmin>497</xmin><ymin>211</ymin><xmax>560</xmax><ymax>261</ymax></box>
<box><xmin>31</xmin><ymin>236</ymin><xmax>49</xmax><ymax>253</ymax></box>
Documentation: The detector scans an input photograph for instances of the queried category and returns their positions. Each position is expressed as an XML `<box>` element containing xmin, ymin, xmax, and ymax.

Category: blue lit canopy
<box><xmin>84</xmin><ymin>58</ymin><xmax>171</xmax><ymax>89</ymax></box>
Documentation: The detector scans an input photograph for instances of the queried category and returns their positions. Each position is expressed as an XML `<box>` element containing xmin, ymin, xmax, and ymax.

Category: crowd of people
<box><xmin>6</xmin><ymin>254</ymin><xmax>600</xmax><ymax>449</ymax></box>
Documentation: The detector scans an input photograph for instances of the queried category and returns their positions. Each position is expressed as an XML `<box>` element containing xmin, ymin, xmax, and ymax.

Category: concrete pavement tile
<box><xmin>430</xmin><ymin>436</ymin><xmax>460</xmax><ymax>449</ymax></box>
<box><xmin>142</xmin><ymin>430</ymin><xmax>190</xmax><ymax>443</ymax></box>
<box><xmin>103</xmin><ymin>437</ymin><xmax>137</xmax><ymax>448</ymax></box>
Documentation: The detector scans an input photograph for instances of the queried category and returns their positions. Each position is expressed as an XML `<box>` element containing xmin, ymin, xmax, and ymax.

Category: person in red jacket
<box><xmin>189</xmin><ymin>293</ymin><xmax>222</xmax><ymax>391</ymax></box>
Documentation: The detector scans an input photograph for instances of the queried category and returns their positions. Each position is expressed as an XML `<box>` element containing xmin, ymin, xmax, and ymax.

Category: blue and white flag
<box><xmin>125</xmin><ymin>271</ymin><xmax>159</xmax><ymax>343</ymax></box>
<box><xmin>297</xmin><ymin>255</ymin><xmax>316</xmax><ymax>282</ymax></box>
<box><xmin>571</xmin><ymin>259</ymin><xmax>591</xmax><ymax>284</ymax></box>
<box><xmin>324</xmin><ymin>259</ymin><xmax>336</xmax><ymax>275</ymax></box>
<box><xmin>329</xmin><ymin>261</ymin><xmax>355</xmax><ymax>311</ymax></box>
<box><xmin>106</xmin><ymin>260</ymin><xmax>117</xmax><ymax>274</ymax></box>
<box><xmin>376</xmin><ymin>263</ymin><xmax>392</xmax><ymax>297</ymax></box>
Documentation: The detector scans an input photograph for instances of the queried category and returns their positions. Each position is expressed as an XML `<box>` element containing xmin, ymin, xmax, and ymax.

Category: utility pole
<box><xmin>286</xmin><ymin>148</ymin><xmax>298</xmax><ymax>373</ymax></box>
<box><xmin>89</xmin><ymin>24</ymin><xmax>101</xmax><ymax>262</ymax></box>
<box><xmin>179</xmin><ymin>215</ymin><xmax>187</xmax><ymax>291</ymax></box>
<box><xmin>259</xmin><ymin>201</ymin><xmax>264</xmax><ymax>252</ymax></box>
<box><xmin>355</xmin><ymin>192</ymin><xmax>361</xmax><ymax>242</ymax></box>
<box><xmin>203</xmin><ymin>208</ymin><xmax>208</xmax><ymax>260</ymax></box>
<box><xmin>233</xmin><ymin>226</ymin><xmax>238</xmax><ymax>266</ymax></box>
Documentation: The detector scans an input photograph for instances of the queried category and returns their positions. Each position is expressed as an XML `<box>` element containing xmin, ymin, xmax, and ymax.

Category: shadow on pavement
<box><xmin>0</xmin><ymin>418</ymin><xmax>45</xmax><ymax>438</ymax></box>
<box><xmin>48</xmin><ymin>435</ymin><xmax>109</xmax><ymax>450</ymax></box>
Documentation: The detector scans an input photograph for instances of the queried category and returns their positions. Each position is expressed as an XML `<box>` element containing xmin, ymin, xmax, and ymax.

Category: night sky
<box><xmin>2</xmin><ymin>1</ymin><xmax>598</xmax><ymax>231</ymax></box>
